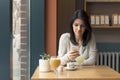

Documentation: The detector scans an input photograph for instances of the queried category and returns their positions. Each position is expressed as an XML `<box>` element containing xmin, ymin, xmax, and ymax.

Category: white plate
<box><xmin>65</xmin><ymin>67</ymin><xmax>79</xmax><ymax>71</ymax></box>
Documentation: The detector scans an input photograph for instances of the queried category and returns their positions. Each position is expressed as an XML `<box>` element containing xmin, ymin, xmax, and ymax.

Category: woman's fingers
<box><xmin>67</xmin><ymin>50</ymin><xmax>80</xmax><ymax>60</ymax></box>
<box><xmin>68</xmin><ymin>51</ymin><xmax>79</xmax><ymax>59</ymax></box>
<box><xmin>70</xmin><ymin>50</ymin><xmax>79</xmax><ymax>53</ymax></box>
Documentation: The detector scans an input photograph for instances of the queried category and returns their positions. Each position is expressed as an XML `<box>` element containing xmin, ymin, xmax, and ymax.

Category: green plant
<box><xmin>40</xmin><ymin>52</ymin><xmax>50</xmax><ymax>60</ymax></box>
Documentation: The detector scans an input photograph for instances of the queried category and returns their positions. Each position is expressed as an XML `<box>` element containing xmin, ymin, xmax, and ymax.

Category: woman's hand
<box><xmin>66</xmin><ymin>50</ymin><xmax>80</xmax><ymax>60</ymax></box>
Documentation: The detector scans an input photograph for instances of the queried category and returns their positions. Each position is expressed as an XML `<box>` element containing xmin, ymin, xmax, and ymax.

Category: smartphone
<box><xmin>72</xmin><ymin>46</ymin><xmax>79</xmax><ymax>51</ymax></box>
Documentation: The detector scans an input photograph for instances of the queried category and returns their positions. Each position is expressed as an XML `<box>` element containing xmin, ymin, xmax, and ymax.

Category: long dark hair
<box><xmin>70</xmin><ymin>9</ymin><xmax>92</xmax><ymax>46</ymax></box>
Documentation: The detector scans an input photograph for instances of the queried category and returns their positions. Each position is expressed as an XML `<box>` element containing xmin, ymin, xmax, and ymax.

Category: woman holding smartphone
<box><xmin>58</xmin><ymin>9</ymin><xmax>97</xmax><ymax>66</ymax></box>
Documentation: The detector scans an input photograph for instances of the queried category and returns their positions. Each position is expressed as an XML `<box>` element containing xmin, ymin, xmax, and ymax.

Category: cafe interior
<box><xmin>0</xmin><ymin>0</ymin><xmax>120</xmax><ymax>80</ymax></box>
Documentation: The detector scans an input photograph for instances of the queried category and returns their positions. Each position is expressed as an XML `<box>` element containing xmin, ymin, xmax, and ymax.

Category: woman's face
<box><xmin>72</xmin><ymin>18</ymin><xmax>86</xmax><ymax>37</ymax></box>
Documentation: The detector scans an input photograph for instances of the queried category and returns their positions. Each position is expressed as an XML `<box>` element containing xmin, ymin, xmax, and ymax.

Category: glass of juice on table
<box><xmin>50</xmin><ymin>56</ymin><xmax>61</xmax><ymax>74</ymax></box>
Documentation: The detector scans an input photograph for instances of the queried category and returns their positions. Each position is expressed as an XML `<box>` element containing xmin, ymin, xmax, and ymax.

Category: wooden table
<box><xmin>31</xmin><ymin>66</ymin><xmax>120</xmax><ymax>80</ymax></box>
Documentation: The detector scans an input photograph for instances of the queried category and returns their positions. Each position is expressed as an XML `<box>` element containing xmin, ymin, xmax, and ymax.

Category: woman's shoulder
<box><xmin>60</xmin><ymin>33</ymin><xmax>70</xmax><ymax>38</ymax></box>
<box><xmin>60</xmin><ymin>33</ymin><xmax>70</xmax><ymax>40</ymax></box>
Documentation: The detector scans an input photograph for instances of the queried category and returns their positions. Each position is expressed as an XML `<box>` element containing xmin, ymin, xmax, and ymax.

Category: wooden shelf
<box><xmin>92</xmin><ymin>26</ymin><xmax>120</xmax><ymax>28</ymax></box>
<box><xmin>86</xmin><ymin>0</ymin><xmax>120</xmax><ymax>2</ymax></box>
<box><xmin>85</xmin><ymin>0</ymin><xmax>120</xmax><ymax>28</ymax></box>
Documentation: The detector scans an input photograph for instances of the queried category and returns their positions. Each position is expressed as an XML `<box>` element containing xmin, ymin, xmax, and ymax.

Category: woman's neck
<box><xmin>75</xmin><ymin>35</ymin><xmax>82</xmax><ymax>44</ymax></box>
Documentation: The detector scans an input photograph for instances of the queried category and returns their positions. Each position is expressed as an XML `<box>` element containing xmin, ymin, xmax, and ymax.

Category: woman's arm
<box><xmin>58</xmin><ymin>33</ymin><xmax>70</xmax><ymax>65</ymax></box>
<box><xmin>81</xmin><ymin>34</ymin><xmax>97</xmax><ymax>65</ymax></box>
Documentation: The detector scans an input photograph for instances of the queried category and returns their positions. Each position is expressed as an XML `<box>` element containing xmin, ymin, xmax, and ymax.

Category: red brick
<box><xmin>21</xmin><ymin>63</ymin><xmax>27</xmax><ymax>68</ymax></box>
<box><xmin>20</xmin><ymin>51</ymin><xmax>27</xmax><ymax>56</ymax></box>
<box><xmin>21</xmin><ymin>5</ymin><xmax>26</xmax><ymax>11</ymax></box>
<box><xmin>21</xmin><ymin>32</ymin><xmax>27</xmax><ymax>36</ymax></box>
<box><xmin>21</xmin><ymin>70</ymin><xmax>27</xmax><ymax>75</ymax></box>
<box><xmin>21</xmin><ymin>44</ymin><xmax>27</xmax><ymax>49</ymax></box>
<box><xmin>21</xmin><ymin>19</ymin><xmax>27</xmax><ymax>24</ymax></box>
<box><xmin>21</xmin><ymin>12</ymin><xmax>27</xmax><ymax>18</ymax></box>
<box><xmin>21</xmin><ymin>38</ymin><xmax>27</xmax><ymax>43</ymax></box>
<box><xmin>21</xmin><ymin>0</ymin><xmax>26</xmax><ymax>4</ymax></box>
<box><xmin>21</xmin><ymin>57</ymin><xmax>27</xmax><ymax>62</ymax></box>
<box><xmin>21</xmin><ymin>26</ymin><xmax>27</xmax><ymax>30</ymax></box>
<box><xmin>21</xmin><ymin>76</ymin><xmax>25</xmax><ymax>80</ymax></box>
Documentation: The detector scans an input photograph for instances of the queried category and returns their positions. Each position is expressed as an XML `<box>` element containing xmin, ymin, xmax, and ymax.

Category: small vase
<box><xmin>39</xmin><ymin>59</ymin><xmax>50</xmax><ymax>72</ymax></box>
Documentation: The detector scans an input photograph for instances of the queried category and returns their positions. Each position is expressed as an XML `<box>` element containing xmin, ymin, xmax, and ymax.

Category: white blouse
<box><xmin>58</xmin><ymin>33</ymin><xmax>97</xmax><ymax>66</ymax></box>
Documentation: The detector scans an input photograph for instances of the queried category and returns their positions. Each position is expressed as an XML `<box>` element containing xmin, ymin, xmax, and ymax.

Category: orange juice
<box><xmin>50</xmin><ymin>58</ymin><xmax>60</xmax><ymax>69</ymax></box>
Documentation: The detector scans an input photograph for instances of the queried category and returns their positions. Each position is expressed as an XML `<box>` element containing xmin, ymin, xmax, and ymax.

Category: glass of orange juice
<box><xmin>50</xmin><ymin>56</ymin><xmax>61</xmax><ymax>74</ymax></box>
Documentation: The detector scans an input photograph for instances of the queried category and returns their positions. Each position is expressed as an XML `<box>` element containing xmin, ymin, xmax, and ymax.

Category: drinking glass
<box><xmin>75</xmin><ymin>55</ymin><xmax>84</xmax><ymax>64</ymax></box>
<box><xmin>50</xmin><ymin>56</ymin><xmax>61</xmax><ymax>74</ymax></box>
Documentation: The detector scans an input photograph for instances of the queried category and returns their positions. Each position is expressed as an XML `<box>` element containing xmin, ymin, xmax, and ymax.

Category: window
<box><xmin>11</xmin><ymin>0</ymin><xmax>30</xmax><ymax>80</ymax></box>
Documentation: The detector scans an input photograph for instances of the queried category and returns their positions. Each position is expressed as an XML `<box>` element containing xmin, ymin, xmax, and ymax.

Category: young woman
<box><xmin>58</xmin><ymin>9</ymin><xmax>97</xmax><ymax>66</ymax></box>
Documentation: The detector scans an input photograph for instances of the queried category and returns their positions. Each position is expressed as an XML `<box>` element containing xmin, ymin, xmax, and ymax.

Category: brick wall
<box><xmin>20</xmin><ymin>0</ymin><xmax>29</xmax><ymax>80</ymax></box>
